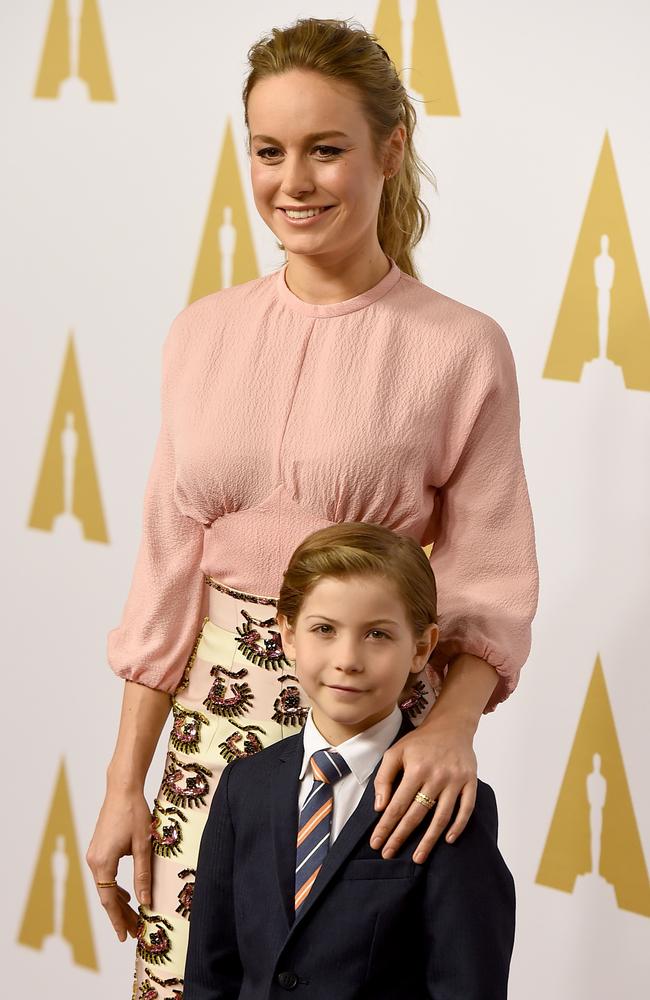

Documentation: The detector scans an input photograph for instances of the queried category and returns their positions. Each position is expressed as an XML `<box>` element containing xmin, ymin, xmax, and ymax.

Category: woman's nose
<box><xmin>280</xmin><ymin>154</ymin><xmax>316</xmax><ymax>197</ymax></box>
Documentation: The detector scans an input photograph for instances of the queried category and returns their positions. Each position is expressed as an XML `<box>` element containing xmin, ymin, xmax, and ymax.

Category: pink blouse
<box><xmin>107</xmin><ymin>258</ymin><xmax>538</xmax><ymax>713</ymax></box>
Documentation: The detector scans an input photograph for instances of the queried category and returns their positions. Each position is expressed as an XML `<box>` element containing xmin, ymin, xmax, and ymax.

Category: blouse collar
<box><xmin>275</xmin><ymin>256</ymin><xmax>402</xmax><ymax>318</ymax></box>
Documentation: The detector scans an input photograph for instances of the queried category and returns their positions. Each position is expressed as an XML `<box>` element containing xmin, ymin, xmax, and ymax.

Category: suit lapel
<box><xmin>288</xmin><ymin>712</ymin><xmax>414</xmax><ymax>930</ymax></box>
<box><xmin>269</xmin><ymin>730</ymin><xmax>304</xmax><ymax>932</ymax></box>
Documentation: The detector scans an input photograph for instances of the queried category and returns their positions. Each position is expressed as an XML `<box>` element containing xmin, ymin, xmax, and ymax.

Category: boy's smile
<box><xmin>277</xmin><ymin>574</ymin><xmax>438</xmax><ymax>745</ymax></box>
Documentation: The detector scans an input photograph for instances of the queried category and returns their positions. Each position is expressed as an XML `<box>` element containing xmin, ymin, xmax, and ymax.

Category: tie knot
<box><xmin>310</xmin><ymin>749</ymin><xmax>350</xmax><ymax>785</ymax></box>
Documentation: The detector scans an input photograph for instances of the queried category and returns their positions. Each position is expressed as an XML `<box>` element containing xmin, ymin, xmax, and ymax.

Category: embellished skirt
<box><xmin>131</xmin><ymin>574</ymin><xmax>436</xmax><ymax>1000</ymax></box>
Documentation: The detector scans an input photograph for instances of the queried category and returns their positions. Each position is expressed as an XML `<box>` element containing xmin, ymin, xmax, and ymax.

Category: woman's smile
<box><xmin>276</xmin><ymin>205</ymin><xmax>335</xmax><ymax>226</ymax></box>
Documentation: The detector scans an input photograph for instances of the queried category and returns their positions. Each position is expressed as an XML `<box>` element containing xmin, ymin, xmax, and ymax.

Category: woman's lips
<box><xmin>276</xmin><ymin>205</ymin><xmax>334</xmax><ymax>226</ymax></box>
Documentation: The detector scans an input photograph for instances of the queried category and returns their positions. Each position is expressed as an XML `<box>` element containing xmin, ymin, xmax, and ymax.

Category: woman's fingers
<box><xmin>95</xmin><ymin>883</ymin><xmax>141</xmax><ymax>942</ymax></box>
<box><xmin>86</xmin><ymin>786</ymin><xmax>155</xmax><ymax>935</ymax></box>
<box><xmin>118</xmin><ymin>894</ymin><xmax>142</xmax><ymax>938</ymax></box>
<box><xmin>370</xmin><ymin>767</ymin><xmax>432</xmax><ymax>854</ymax></box>
<box><xmin>377</xmin><ymin>786</ymin><xmax>456</xmax><ymax>861</ymax></box>
<box><xmin>370</xmin><ymin>777</ymin><xmax>478</xmax><ymax>862</ymax></box>
<box><xmin>370</xmin><ymin>718</ymin><xmax>479</xmax><ymax>860</ymax></box>
<box><xmin>371</xmin><ymin>745</ymin><xmax>403</xmax><ymax>811</ymax></box>
<box><xmin>132</xmin><ymin>835</ymin><xmax>152</xmax><ymax>907</ymax></box>
<box><xmin>410</xmin><ymin>787</ymin><xmax>463</xmax><ymax>862</ymax></box>
<box><xmin>442</xmin><ymin>778</ymin><xmax>477</xmax><ymax>844</ymax></box>
<box><xmin>94</xmin><ymin>878</ymin><xmax>129</xmax><ymax>942</ymax></box>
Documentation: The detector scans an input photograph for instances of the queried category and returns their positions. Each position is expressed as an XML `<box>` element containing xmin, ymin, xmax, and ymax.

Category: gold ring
<box><xmin>413</xmin><ymin>791</ymin><xmax>436</xmax><ymax>809</ymax></box>
<box><xmin>96</xmin><ymin>879</ymin><xmax>118</xmax><ymax>888</ymax></box>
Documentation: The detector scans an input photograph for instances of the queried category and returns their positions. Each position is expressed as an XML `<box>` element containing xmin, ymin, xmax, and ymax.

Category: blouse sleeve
<box><xmin>106</xmin><ymin>313</ymin><xmax>207</xmax><ymax>693</ymax></box>
<box><xmin>426</xmin><ymin>320</ymin><xmax>539</xmax><ymax>714</ymax></box>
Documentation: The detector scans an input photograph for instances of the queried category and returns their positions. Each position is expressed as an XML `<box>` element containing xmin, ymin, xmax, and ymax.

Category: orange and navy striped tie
<box><xmin>294</xmin><ymin>748</ymin><xmax>350</xmax><ymax>914</ymax></box>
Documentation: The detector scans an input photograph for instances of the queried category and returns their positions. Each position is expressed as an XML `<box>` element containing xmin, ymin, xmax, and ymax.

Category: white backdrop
<box><xmin>2</xmin><ymin>1</ymin><xmax>649</xmax><ymax>997</ymax></box>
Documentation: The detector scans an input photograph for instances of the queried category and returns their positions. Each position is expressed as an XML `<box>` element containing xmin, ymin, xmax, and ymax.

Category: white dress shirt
<box><xmin>297</xmin><ymin>705</ymin><xmax>403</xmax><ymax>843</ymax></box>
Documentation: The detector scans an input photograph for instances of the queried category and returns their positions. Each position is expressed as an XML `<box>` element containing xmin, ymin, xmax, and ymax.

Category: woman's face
<box><xmin>247</xmin><ymin>69</ymin><xmax>399</xmax><ymax>265</ymax></box>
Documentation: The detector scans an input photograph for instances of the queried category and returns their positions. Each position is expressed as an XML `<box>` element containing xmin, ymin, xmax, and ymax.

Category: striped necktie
<box><xmin>294</xmin><ymin>748</ymin><xmax>351</xmax><ymax>914</ymax></box>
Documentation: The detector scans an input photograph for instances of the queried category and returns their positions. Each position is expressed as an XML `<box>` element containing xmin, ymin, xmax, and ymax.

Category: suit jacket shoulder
<box><xmin>222</xmin><ymin>730</ymin><xmax>303</xmax><ymax>796</ymax></box>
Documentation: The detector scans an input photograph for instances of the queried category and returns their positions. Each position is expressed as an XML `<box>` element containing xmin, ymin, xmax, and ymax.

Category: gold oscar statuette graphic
<box><xmin>34</xmin><ymin>0</ymin><xmax>115</xmax><ymax>102</ymax></box>
<box><xmin>17</xmin><ymin>759</ymin><xmax>99</xmax><ymax>969</ymax></box>
<box><xmin>543</xmin><ymin>132</ymin><xmax>650</xmax><ymax>391</ymax></box>
<box><xmin>536</xmin><ymin>656</ymin><xmax>650</xmax><ymax>918</ymax></box>
<box><xmin>374</xmin><ymin>0</ymin><xmax>459</xmax><ymax>116</ymax></box>
<box><xmin>28</xmin><ymin>333</ymin><xmax>108</xmax><ymax>543</ymax></box>
<box><xmin>188</xmin><ymin>118</ymin><xmax>260</xmax><ymax>303</ymax></box>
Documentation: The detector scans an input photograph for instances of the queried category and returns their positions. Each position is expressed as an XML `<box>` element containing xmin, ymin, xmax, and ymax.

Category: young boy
<box><xmin>184</xmin><ymin>559</ymin><xmax>515</xmax><ymax>1000</ymax></box>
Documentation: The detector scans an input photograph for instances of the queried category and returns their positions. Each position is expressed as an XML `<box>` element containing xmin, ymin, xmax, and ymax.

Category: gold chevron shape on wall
<box><xmin>17</xmin><ymin>759</ymin><xmax>99</xmax><ymax>969</ymax></box>
<box><xmin>188</xmin><ymin>119</ymin><xmax>260</xmax><ymax>303</ymax></box>
<box><xmin>536</xmin><ymin>656</ymin><xmax>650</xmax><ymax>918</ymax></box>
<box><xmin>28</xmin><ymin>332</ymin><xmax>108</xmax><ymax>543</ymax></box>
<box><xmin>34</xmin><ymin>0</ymin><xmax>115</xmax><ymax>101</ymax></box>
<box><xmin>374</xmin><ymin>0</ymin><xmax>459</xmax><ymax>116</ymax></box>
<box><xmin>543</xmin><ymin>132</ymin><xmax>649</xmax><ymax>391</ymax></box>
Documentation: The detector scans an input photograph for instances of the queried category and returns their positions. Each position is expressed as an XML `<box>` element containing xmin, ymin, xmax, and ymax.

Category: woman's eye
<box><xmin>369</xmin><ymin>630</ymin><xmax>389</xmax><ymax>640</ymax></box>
<box><xmin>313</xmin><ymin>624</ymin><xmax>332</xmax><ymax>634</ymax></box>
<box><xmin>313</xmin><ymin>145</ymin><xmax>343</xmax><ymax>157</ymax></box>
<box><xmin>256</xmin><ymin>145</ymin><xmax>343</xmax><ymax>161</ymax></box>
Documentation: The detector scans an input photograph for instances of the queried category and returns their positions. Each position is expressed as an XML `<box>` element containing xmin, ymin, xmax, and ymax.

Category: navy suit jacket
<box><xmin>184</xmin><ymin>712</ymin><xmax>515</xmax><ymax>1000</ymax></box>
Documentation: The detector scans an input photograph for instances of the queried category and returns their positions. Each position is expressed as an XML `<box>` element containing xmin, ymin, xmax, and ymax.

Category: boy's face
<box><xmin>277</xmin><ymin>574</ymin><xmax>438</xmax><ymax>745</ymax></box>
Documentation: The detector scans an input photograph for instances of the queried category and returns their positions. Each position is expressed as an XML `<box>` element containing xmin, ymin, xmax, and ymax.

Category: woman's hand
<box><xmin>86</xmin><ymin>786</ymin><xmax>153</xmax><ymax>942</ymax></box>
<box><xmin>370</xmin><ymin>712</ymin><xmax>478</xmax><ymax>864</ymax></box>
<box><xmin>369</xmin><ymin>652</ymin><xmax>499</xmax><ymax>863</ymax></box>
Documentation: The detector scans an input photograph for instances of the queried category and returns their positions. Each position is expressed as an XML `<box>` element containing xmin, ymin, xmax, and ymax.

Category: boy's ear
<box><xmin>277</xmin><ymin>613</ymin><xmax>296</xmax><ymax>659</ymax></box>
<box><xmin>410</xmin><ymin>623</ymin><xmax>439</xmax><ymax>674</ymax></box>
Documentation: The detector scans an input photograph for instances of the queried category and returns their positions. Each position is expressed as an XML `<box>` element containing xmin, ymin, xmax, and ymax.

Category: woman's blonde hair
<box><xmin>242</xmin><ymin>17</ymin><xmax>436</xmax><ymax>279</ymax></box>
<box><xmin>276</xmin><ymin>522</ymin><xmax>437</xmax><ymax>640</ymax></box>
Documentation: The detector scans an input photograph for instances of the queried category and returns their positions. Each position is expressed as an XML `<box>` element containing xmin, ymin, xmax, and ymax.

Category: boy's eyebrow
<box><xmin>251</xmin><ymin>130</ymin><xmax>350</xmax><ymax>144</ymax></box>
<box><xmin>305</xmin><ymin>615</ymin><xmax>400</xmax><ymax>627</ymax></box>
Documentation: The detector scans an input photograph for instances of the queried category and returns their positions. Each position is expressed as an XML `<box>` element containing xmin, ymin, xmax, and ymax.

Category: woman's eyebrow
<box><xmin>251</xmin><ymin>130</ymin><xmax>349</xmax><ymax>144</ymax></box>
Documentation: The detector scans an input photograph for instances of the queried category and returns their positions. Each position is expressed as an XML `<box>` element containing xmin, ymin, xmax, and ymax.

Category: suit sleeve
<box><xmin>426</xmin><ymin>319</ymin><xmax>539</xmax><ymax>712</ymax></box>
<box><xmin>423</xmin><ymin>783</ymin><xmax>516</xmax><ymax>1000</ymax></box>
<box><xmin>106</xmin><ymin>310</ymin><xmax>207</xmax><ymax>692</ymax></box>
<box><xmin>184</xmin><ymin>762</ymin><xmax>243</xmax><ymax>1000</ymax></box>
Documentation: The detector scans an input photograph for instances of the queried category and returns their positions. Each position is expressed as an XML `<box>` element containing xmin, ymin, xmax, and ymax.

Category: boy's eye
<box><xmin>311</xmin><ymin>625</ymin><xmax>389</xmax><ymax>640</ymax></box>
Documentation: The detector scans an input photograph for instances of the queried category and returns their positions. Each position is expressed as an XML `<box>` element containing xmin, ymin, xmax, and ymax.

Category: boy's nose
<box><xmin>334</xmin><ymin>657</ymin><xmax>364</xmax><ymax>673</ymax></box>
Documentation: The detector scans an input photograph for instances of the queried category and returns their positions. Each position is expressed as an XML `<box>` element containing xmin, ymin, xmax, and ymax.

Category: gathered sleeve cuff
<box><xmin>107</xmin><ymin>313</ymin><xmax>207</xmax><ymax>693</ymax></box>
<box><xmin>426</xmin><ymin>320</ymin><xmax>539</xmax><ymax>714</ymax></box>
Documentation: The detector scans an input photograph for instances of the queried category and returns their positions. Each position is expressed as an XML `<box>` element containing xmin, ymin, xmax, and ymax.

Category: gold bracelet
<box><xmin>96</xmin><ymin>879</ymin><xmax>118</xmax><ymax>888</ymax></box>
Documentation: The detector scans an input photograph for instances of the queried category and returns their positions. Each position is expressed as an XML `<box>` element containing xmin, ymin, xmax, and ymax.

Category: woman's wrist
<box><xmin>105</xmin><ymin>679</ymin><xmax>172</xmax><ymax>795</ymax></box>
<box><xmin>106</xmin><ymin>758</ymin><xmax>147</xmax><ymax>794</ymax></box>
<box><xmin>424</xmin><ymin>652</ymin><xmax>499</xmax><ymax>735</ymax></box>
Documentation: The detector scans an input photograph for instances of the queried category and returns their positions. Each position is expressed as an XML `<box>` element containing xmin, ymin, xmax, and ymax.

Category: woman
<box><xmin>86</xmin><ymin>17</ymin><xmax>538</xmax><ymax>997</ymax></box>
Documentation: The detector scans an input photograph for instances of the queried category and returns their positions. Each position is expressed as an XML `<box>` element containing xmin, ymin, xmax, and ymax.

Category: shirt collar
<box><xmin>299</xmin><ymin>704</ymin><xmax>404</xmax><ymax>785</ymax></box>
